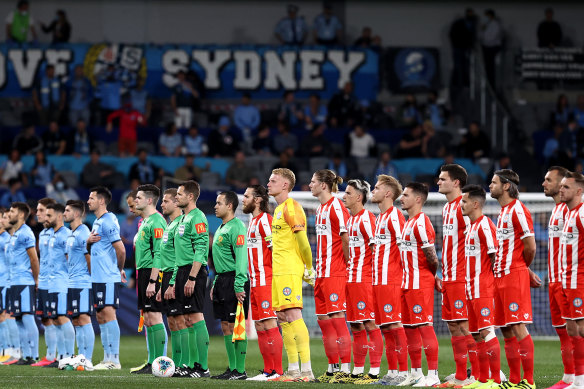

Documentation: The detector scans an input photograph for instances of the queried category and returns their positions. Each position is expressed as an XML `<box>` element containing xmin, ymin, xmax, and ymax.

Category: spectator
<box><xmin>552</xmin><ymin>94</ymin><xmax>571</xmax><ymax>126</ymax></box>
<box><xmin>326</xmin><ymin>153</ymin><xmax>348</xmax><ymax>180</ymax></box>
<box><xmin>174</xmin><ymin>154</ymin><xmax>208</xmax><ymax>182</ymax></box>
<box><xmin>30</xmin><ymin>150</ymin><xmax>54</xmax><ymax>187</ymax></box>
<box><xmin>538</xmin><ymin>8</ymin><xmax>562</xmax><ymax>48</ymax></box>
<box><xmin>480</xmin><ymin>9</ymin><xmax>503</xmax><ymax>88</ymax></box>
<box><xmin>234</xmin><ymin>93</ymin><xmax>260</xmax><ymax>147</ymax></box>
<box><xmin>278</xmin><ymin>91</ymin><xmax>303</xmax><ymax>128</ymax></box>
<box><xmin>354</xmin><ymin>27</ymin><xmax>373</xmax><ymax>47</ymax></box>
<box><xmin>272</xmin><ymin>150</ymin><xmax>298</xmax><ymax>174</ymax></box>
<box><xmin>46</xmin><ymin>173</ymin><xmax>79</xmax><ymax>204</ymax></box>
<box><xmin>346</xmin><ymin>125</ymin><xmax>375</xmax><ymax>158</ymax></box>
<box><xmin>120</xmin><ymin>213</ymin><xmax>139</xmax><ymax>267</ymax></box>
<box><xmin>421</xmin><ymin>120</ymin><xmax>446</xmax><ymax>158</ymax></box>
<box><xmin>487</xmin><ymin>152</ymin><xmax>512</xmax><ymax>184</ymax></box>
<box><xmin>184</xmin><ymin>126</ymin><xmax>207</xmax><ymax>156</ymax></box>
<box><xmin>66</xmin><ymin>64</ymin><xmax>92</xmax><ymax>126</ymax></box>
<box><xmin>225</xmin><ymin>151</ymin><xmax>254</xmax><ymax>190</ymax></box>
<box><xmin>424</xmin><ymin>91</ymin><xmax>449</xmax><ymax>131</ymax></box>
<box><xmin>5</xmin><ymin>0</ymin><xmax>37</xmax><ymax>43</ymax></box>
<box><xmin>97</xmin><ymin>64</ymin><xmax>122</xmax><ymax>124</ymax></box>
<box><xmin>558</xmin><ymin>119</ymin><xmax>580</xmax><ymax>169</ymax></box>
<box><xmin>130</xmin><ymin>82</ymin><xmax>151</xmax><ymax>122</ymax></box>
<box><xmin>573</xmin><ymin>95</ymin><xmax>584</xmax><ymax>128</ymax></box>
<box><xmin>0</xmin><ymin>149</ymin><xmax>26</xmax><ymax>185</ymax></box>
<box><xmin>171</xmin><ymin>70</ymin><xmax>198</xmax><ymax>129</ymax></box>
<box><xmin>0</xmin><ymin>178</ymin><xmax>26</xmax><ymax>207</ymax></box>
<box><xmin>374</xmin><ymin>150</ymin><xmax>399</xmax><ymax>178</ymax></box>
<box><xmin>460</xmin><ymin>121</ymin><xmax>491</xmax><ymax>159</ymax></box>
<box><xmin>273</xmin><ymin>121</ymin><xmax>298</xmax><ymax>156</ymax></box>
<box><xmin>40</xmin><ymin>9</ymin><xmax>70</xmax><ymax>44</ymax></box>
<box><xmin>129</xmin><ymin>149</ymin><xmax>163</xmax><ymax>185</ymax></box>
<box><xmin>449</xmin><ymin>8</ymin><xmax>477</xmax><ymax>88</ymax></box>
<box><xmin>328</xmin><ymin>81</ymin><xmax>358</xmax><ymax>128</ymax></box>
<box><xmin>304</xmin><ymin>94</ymin><xmax>327</xmax><ymax>130</ymax></box>
<box><xmin>542</xmin><ymin>124</ymin><xmax>564</xmax><ymax>167</ymax></box>
<box><xmin>119</xmin><ymin>179</ymin><xmax>140</xmax><ymax>215</ymax></box>
<box><xmin>313</xmin><ymin>3</ymin><xmax>342</xmax><ymax>45</ymax></box>
<box><xmin>398</xmin><ymin>94</ymin><xmax>422</xmax><ymax>128</ymax></box>
<box><xmin>12</xmin><ymin>125</ymin><xmax>42</xmax><ymax>155</ymax></box>
<box><xmin>106</xmin><ymin>102</ymin><xmax>145</xmax><ymax>156</ymax></box>
<box><xmin>159</xmin><ymin>123</ymin><xmax>183</xmax><ymax>157</ymax></box>
<box><xmin>274</xmin><ymin>4</ymin><xmax>307</xmax><ymax>45</ymax></box>
<box><xmin>81</xmin><ymin>149</ymin><xmax>124</xmax><ymax>188</ymax></box>
<box><xmin>207</xmin><ymin>116</ymin><xmax>240</xmax><ymax>158</ymax></box>
<box><xmin>67</xmin><ymin>119</ymin><xmax>93</xmax><ymax>156</ymax></box>
<box><xmin>252</xmin><ymin>125</ymin><xmax>274</xmax><ymax>156</ymax></box>
<box><xmin>32</xmin><ymin>65</ymin><xmax>64</xmax><ymax>125</ymax></box>
<box><xmin>41</xmin><ymin>120</ymin><xmax>67</xmax><ymax>155</ymax></box>
<box><xmin>300</xmin><ymin>124</ymin><xmax>330</xmax><ymax>157</ymax></box>
<box><xmin>396</xmin><ymin>124</ymin><xmax>425</xmax><ymax>158</ymax></box>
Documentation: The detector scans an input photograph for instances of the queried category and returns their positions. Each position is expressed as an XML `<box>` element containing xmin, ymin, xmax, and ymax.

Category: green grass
<box><xmin>0</xmin><ymin>336</ymin><xmax>564</xmax><ymax>388</ymax></box>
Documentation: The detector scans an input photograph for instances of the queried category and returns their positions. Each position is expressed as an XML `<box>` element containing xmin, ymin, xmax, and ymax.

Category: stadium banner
<box><xmin>386</xmin><ymin>46</ymin><xmax>441</xmax><ymax>93</ymax></box>
<box><xmin>0</xmin><ymin>43</ymin><xmax>379</xmax><ymax>100</ymax></box>
<box><xmin>517</xmin><ymin>47</ymin><xmax>584</xmax><ymax>80</ymax></box>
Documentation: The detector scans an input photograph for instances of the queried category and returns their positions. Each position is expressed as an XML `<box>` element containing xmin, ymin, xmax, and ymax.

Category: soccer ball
<box><xmin>152</xmin><ymin>356</ymin><xmax>175</xmax><ymax>378</ymax></box>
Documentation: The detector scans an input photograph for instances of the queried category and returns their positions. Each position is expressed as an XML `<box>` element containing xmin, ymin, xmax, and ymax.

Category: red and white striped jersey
<box><xmin>247</xmin><ymin>212</ymin><xmax>273</xmax><ymax>287</ymax></box>
<box><xmin>465</xmin><ymin>215</ymin><xmax>498</xmax><ymax>299</ymax></box>
<box><xmin>400</xmin><ymin>212</ymin><xmax>436</xmax><ymax>290</ymax></box>
<box><xmin>373</xmin><ymin>206</ymin><xmax>405</xmax><ymax>286</ymax></box>
<box><xmin>347</xmin><ymin>209</ymin><xmax>376</xmax><ymax>283</ymax></box>
<box><xmin>560</xmin><ymin>202</ymin><xmax>584</xmax><ymax>290</ymax></box>
<box><xmin>315</xmin><ymin>197</ymin><xmax>350</xmax><ymax>278</ymax></box>
<box><xmin>548</xmin><ymin>202</ymin><xmax>568</xmax><ymax>283</ymax></box>
<box><xmin>494</xmin><ymin>199</ymin><xmax>534</xmax><ymax>277</ymax></box>
<box><xmin>442</xmin><ymin>196</ymin><xmax>470</xmax><ymax>282</ymax></box>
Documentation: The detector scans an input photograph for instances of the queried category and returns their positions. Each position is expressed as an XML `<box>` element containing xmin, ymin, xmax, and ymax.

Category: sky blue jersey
<box><xmin>67</xmin><ymin>224</ymin><xmax>91</xmax><ymax>289</ymax></box>
<box><xmin>48</xmin><ymin>225</ymin><xmax>71</xmax><ymax>293</ymax></box>
<box><xmin>38</xmin><ymin>227</ymin><xmax>53</xmax><ymax>290</ymax></box>
<box><xmin>0</xmin><ymin>231</ymin><xmax>10</xmax><ymax>287</ymax></box>
<box><xmin>90</xmin><ymin>212</ymin><xmax>122</xmax><ymax>283</ymax></box>
<box><xmin>7</xmin><ymin>224</ymin><xmax>36</xmax><ymax>286</ymax></box>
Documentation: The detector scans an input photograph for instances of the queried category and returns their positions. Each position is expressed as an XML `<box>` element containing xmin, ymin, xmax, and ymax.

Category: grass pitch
<box><xmin>0</xmin><ymin>336</ymin><xmax>563</xmax><ymax>388</ymax></box>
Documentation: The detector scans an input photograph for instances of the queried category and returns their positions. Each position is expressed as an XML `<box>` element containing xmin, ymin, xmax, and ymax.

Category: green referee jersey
<box><xmin>212</xmin><ymin>217</ymin><xmax>248</xmax><ymax>293</ymax></box>
<box><xmin>174</xmin><ymin>207</ymin><xmax>209</xmax><ymax>270</ymax></box>
<box><xmin>135</xmin><ymin>212</ymin><xmax>167</xmax><ymax>270</ymax></box>
<box><xmin>159</xmin><ymin>216</ymin><xmax>180</xmax><ymax>284</ymax></box>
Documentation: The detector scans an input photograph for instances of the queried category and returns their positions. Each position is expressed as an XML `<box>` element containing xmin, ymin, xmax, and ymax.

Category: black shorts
<box><xmin>68</xmin><ymin>288</ymin><xmax>93</xmax><ymax>317</ymax></box>
<box><xmin>10</xmin><ymin>285</ymin><xmax>36</xmax><ymax>317</ymax></box>
<box><xmin>0</xmin><ymin>286</ymin><xmax>4</xmax><ymax>312</ymax></box>
<box><xmin>175</xmin><ymin>264</ymin><xmax>207</xmax><ymax>314</ymax></box>
<box><xmin>36</xmin><ymin>288</ymin><xmax>52</xmax><ymax>318</ymax></box>
<box><xmin>49</xmin><ymin>291</ymin><xmax>68</xmax><ymax>318</ymax></box>
<box><xmin>162</xmin><ymin>271</ymin><xmax>182</xmax><ymax>316</ymax></box>
<box><xmin>137</xmin><ymin>268</ymin><xmax>164</xmax><ymax>312</ymax></box>
<box><xmin>212</xmin><ymin>272</ymin><xmax>250</xmax><ymax>323</ymax></box>
<box><xmin>4</xmin><ymin>286</ymin><xmax>11</xmax><ymax>314</ymax></box>
<box><xmin>92</xmin><ymin>282</ymin><xmax>121</xmax><ymax>311</ymax></box>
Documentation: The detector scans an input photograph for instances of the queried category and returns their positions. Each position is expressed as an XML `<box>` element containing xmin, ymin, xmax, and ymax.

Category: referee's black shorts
<box><xmin>161</xmin><ymin>271</ymin><xmax>182</xmax><ymax>316</ymax></box>
<box><xmin>137</xmin><ymin>268</ymin><xmax>164</xmax><ymax>312</ymax></box>
<box><xmin>175</xmin><ymin>264</ymin><xmax>208</xmax><ymax>314</ymax></box>
<box><xmin>212</xmin><ymin>271</ymin><xmax>250</xmax><ymax>323</ymax></box>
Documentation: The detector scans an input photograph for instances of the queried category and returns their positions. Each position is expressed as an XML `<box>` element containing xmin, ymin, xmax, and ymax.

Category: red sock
<box><xmin>518</xmin><ymin>335</ymin><xmax>535</xmax><ymax>384</ymax></box>
<box><xmin>452</xmin><ymin>335</ymin><xmax>468</xmax><ymax>381</ymax></box>
<box><xmin>331</xmin><ymin>317</ymin><xmax>352</xmax><ymax>364</ymax></box>
<box><xmin>257</xmin><ymin>330</ymin><xmax>271</xmax><ymax>372</ymax></box>
<box><xmin>466</xmin><ymin>334</ymin><xmax>480</xmax><ymax>378</ymax></box>
<box><xmin>504</xmin><ymin>337</ymin><xmax>521</xmax><ymax>384</ymax></box>
<box><xmin>353</xmin><ymin>329</ymin><xmax>368</xmax><ymax>368</ymax></box>
<box><xmin>368</xmin><ymin>328</ymin><xmax>383</xmax><ymax>368</ymax></box>
<box><xmin>572</xmin><ymin>336</ymin><xmax>584</xmax><ymax>376</ymax></box>
<box><xmin>405</xmin><ymin>327</ymin><xmax>422</xmax><ymax>369</ymax></box>
<box><xmin>266</xmin><ymin>326</ymin><xmax>283</xmax><ymax>375</ymax></box>
<box><xmin>486</xmin><ymin>337</ymin><xmax>501</xmax><ymax>383</ymax></box>
<box><xmin>556</xmin><ymin>327</ymin><xmax>575</xmax><ymax>375</ymax></box>
<box><xmin>382</xmin><ymin>329</ymin><xmax>397</xmax><ymax>370</ymax></box>
<box><xmin>392</xmin><ymin>327</ymin><xmax>409</xmax><ymax>372</ymax></box>
<box><xmin>476</xmin><ymin>341</ymin><xmax>489</xmax><ymax>383</ymax></box>
<box><xmin>419</xmin><ymin>326</ymin><xmax>439</xmax><ymax>370</ymax></box>
<box><xmin>318</xmin><ymin>319</ymin><xmax>339</xmax><ymax>364</ymax></box>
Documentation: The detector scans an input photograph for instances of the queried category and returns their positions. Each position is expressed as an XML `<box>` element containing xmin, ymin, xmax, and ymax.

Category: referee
<box><xmin>210</xmin><ymin>191</ymin><xmax>250</xmax><ymax>380</ymax></box>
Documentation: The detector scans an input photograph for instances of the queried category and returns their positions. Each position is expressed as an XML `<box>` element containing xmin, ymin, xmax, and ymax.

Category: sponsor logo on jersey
<box><xmin>154</xmin><ymin>228</ymin><xmax>164</xmax><ymax>239</ymax></box>
<box><xmin>178</xmin><ymin>225</ymin><xmax>185</xmax><ymax>236</ymax></box>
<box><xmin>236</xmin><ymin>235</ymin><xmax>245</xmax><ymax>246</ymax></box>
<box><xmin>195</xmin><ymin>223</ymin><xmax>206</xmax><ymax>234</ymax></box>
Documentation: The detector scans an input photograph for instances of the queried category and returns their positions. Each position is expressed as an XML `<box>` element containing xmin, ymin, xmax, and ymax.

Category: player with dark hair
<box><xmin>0</xmin><ymin>207</ymin><xmax>12</xmax><ymax>363</ymax></box>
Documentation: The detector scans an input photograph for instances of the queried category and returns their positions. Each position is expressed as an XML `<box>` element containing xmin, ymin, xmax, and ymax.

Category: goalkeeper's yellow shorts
<box><xmin>272</xmin><ymin>274</ymin><xmax>303</xmax><ymax>311</ymax></box>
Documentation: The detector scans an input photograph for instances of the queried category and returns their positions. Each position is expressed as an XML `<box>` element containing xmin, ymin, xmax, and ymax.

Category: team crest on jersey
<box><xmin>283</xmin><ymin>287</ymin><xmax>292</xmax><ymax>296</ymax></box>
<box><xmin>329</xmin><ymin>293</ymin><xmax>339</xmax><ymax>302</ymax></box>
<box><xmin>162</xmin><ymin>231</ymin><xmax>168</xmax><ymax>243</ymax></box>
<box><xmin>276</xmin><ymin>212</ymin><xmax>282</xmax><ymax>220</ymax></box>
<box><xmin>383</xmin><ymin>304</ymin><xmax>393</xmax><ymax>313</ymax></box>
<box><xmin>97</xmin><ymin>292</ymin><xmax>103</xmax><ymax>300</ymax></box>
<box><xmin>481</xmin><ymin>307</ymin><xmax>491</xmax><ymax>317</ymax></box>
<box><xmin>573</xmin><ymin>298</ymin><xmax>583</xmax><ymax>308</ymax></box>
<box><xmin>261</xmin><ymin>300</ymin><xmax>270</xmax><ymax>309</ymax></box>
<box><xmin>413</xmin><ymin>304</ymin><xmax>422</xmax><ymax>314</ymax></box>
<box><xmin>178</xmin><ymin>225</ymin><xmax>185</xmax><ymax>236</ymax></box>
<box><xmin>357</xmin><ymin>301</ymin><xmax>366</xmax><ymax>310</ymax></box>
<box><xmin>454</xmin><ymin>300</ymin><xmax>464</xmax><ymax>309</ymax></box>
<box><xmin>509</xmin><ymin>302</ymin><xmax>519</xmax><ymax>312</ymax></box>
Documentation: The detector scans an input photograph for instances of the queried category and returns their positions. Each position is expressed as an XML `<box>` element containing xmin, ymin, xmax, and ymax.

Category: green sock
<box><xmin>223</xmin><ymin>335</ymin><xmax>236</xmax><ymax>370</ymax></box>
<box><xmin>151</xmin><ymin>323</ymin><xmax>167</xmax><ymax>361</ymax></box>
<box><xmin>179</xmin><ymin>328</ymin><xmax>189</xmax><ymax>367</ymax></box>
<box><xmin>188</xmin><ymin>325</ymin><xmax>198</xmax><ymax>368</ymax></box>
<box><xmin>193</xmin><ymin>320</ymin><xmax>209</xmax><ymax>370</ymax></box>
<box><xmin>170</xmin><ymin>330</ymin><xmax>182</xmax><ymax>366</ymax></box>
<box><xmin>234</xmin><ymin>339</ymin><xmax>248</xmax><ymax>373</ymax></box>
<box><xmin>146</xmin><ymin>326</ymin><xmax>155</xmax><ymax>364</ymax></box>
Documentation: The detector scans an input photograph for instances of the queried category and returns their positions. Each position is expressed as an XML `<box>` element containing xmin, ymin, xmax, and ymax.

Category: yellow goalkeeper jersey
<box><xmin>271</xmin><ymin>197</ymin><xmax>307</xmax><ymax>276</ymax></box>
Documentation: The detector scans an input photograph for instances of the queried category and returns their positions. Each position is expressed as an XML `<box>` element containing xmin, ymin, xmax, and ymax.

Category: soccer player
<box><xmin>0</xmin><ymin>207</ymin><xmax>11</xmax><ymax>361</ymax></box>
<box><xmin>133</xmin><ymin>184</ymin><xmax>168</xmax><ymax>374</ymax></box>
<box><xmin>437</xmin><ymin>164</ymin><xmax>477</xmax><ymax>387</ymax></box>
<box><xmin>267</xmin><ymin>168</ymin><xmax>315</xmax><ymax>382</ymax></box>
<box><xmin>242</xmin><ymin>184</ymin><xmax>283</xmax><ymax>381</ymax></box>
<box><xmin>211</xmin><ymin>191</ymin><xmax>250</xmax><ymax>380</ymax></box>
<box><xmin>0</xmin><ymin>209</ymin><xmax>20</xmax><ymax>365</ymax></box>
<box><xmin>31</xmin><ymin>198</ymin><xmax>59</xmax><ymax>367</ymax></box>
<box><xmin>461</xmin><ymin>185</ymin><xmax>502</xmax><ymax>389</ymax></box>
<box><xmin>87</xmin><ymin>186</ymin><xmax>126</xmax><ymax>370</ymax></box>
<box><xmin>308</xmin><ymin>169</ymin><xmax>351</xmax><ymax>382</ymax></box>
<box><xmin>173</xmin><ymin>180</ymin><xmax>210</xmax><ymax>378</ymax></box>
<box><xmin>64</xmin><ymin>200</ymin><xmax>95</xmax><ymax>363</ymax></box>
<box><xmin>489</xmin><ymin>169</ymin><xmax>538</xmax><ymax>389</ymax></box>
<box><xmin>6</xmin><ymin>202</ymin><xmax>39</xmax><ymax>365</ymax></box>
<box><xmin>399</xmin><ymin>183</ymin><xmax>441</xmax><ymax>387</ymax></box>
<box><xmin>558</xmin><ymin>172</ymin><xmax>584</xmax><ymax>389</ymax></box>
<box><xmin>543</xmin><ymin>166</ymin><xmax>575</xmax><ymax>389</ymax></box>
<box><xmin>370</xmin><ymin>175</ymin><xmax>409</xmax><ymax>385</ymax></box>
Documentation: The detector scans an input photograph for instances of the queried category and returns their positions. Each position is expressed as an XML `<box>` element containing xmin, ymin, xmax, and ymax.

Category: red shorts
<box><xmin>373</xmin><ymin>283</ymin><xmax>402</xmax><ymax>326</ymax></box>
<box><xmin>314</xmin><ymin>276</ymin><xmax>346</xmax><ymax>315</ymax></box>
<box><xmin>562</xmin><ymin>288</ymin><xmax>584</xmax><ymax>321</ymax></box>
<box><xmin>118</xmin><ymin>137</ymin><xmax>137</xmax><ymax>154</ymax></box>
<box><xmin>494</xmin><ymin>268</ymin><xmax>532</xmax><ymax>327</ymax></box>
<box><xmin>468</xmin><ymin>297</ymin><xmax>495</xmax><ymax>333</ymax></box>
<box><xmin>442</xmin><ymin>281</ymin><xmax>468</xmax><ymax>321</ymax></box>
<box><xmin>346</xmin><ymin>282</ymin><xmax>375</xmax><ymax>323</ymax></box>
<box><xmin>401</xmin><ymin>288</ymin><xmax>434</xmax><ymax>326</ymax></box>
<box><xmin>549</xmin><ymin>282</ymin><xmax>569</xmax><ymax>327</ymax></box>
<box><xmin>250</xmin><ymin>284</ymin><xmax>276</xmax><ymax>321</ymax></box>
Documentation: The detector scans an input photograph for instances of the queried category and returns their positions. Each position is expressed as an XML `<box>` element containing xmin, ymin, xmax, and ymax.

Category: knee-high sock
<box><xmin>331</xmin><ymin>317</ymin><xmax>352</xmax><ymax>364</ymax></box>
<box><xmin>504</xmin><ymin>337</ymin><xmax>521</xmax><ymax>384</ymax></box>
<box><xmin>281</xmin><ymin>322</ymin><xmax>298</xmax><ymax>368</ymax></box>
<box><xmin>99</xmin><ymin>323</ymin><xmax>109</xmax><ymax>361</ymax></box>
<box><xmin>405</xmin><ymin>327</ymin><xmax>422</xmax><ymax>369</ymax></box>
<box><xmin>170</xmin><ymin>330</ymin><xmax>182</xmax><ymax>367</ymax></box>
<box><xmin>476</xmin><ymin>341</ymin><xmax>489</xmax><ymax>383</ymax></box>
<box><xmin>466</xmin><ymin>334</ymin><xmax>479</xmax><ymax>379</ymax></box>
<box><xmin>193</xmin><ymin>321</ymin><xmax>209</xmax><ymax>370</ymax></box>
<box><xmin>75</xmin><ymin>325</ymin><xmax>85</xmax><ymax>357</ymax></box>
<box><xmin>382</xmin><ymin>329</ymin><xmax>397</xmax><ymax>371</ymax></box>
<box><xmin>149</xmin><ymin>323</ymin><xmax>166</xmax><ymax>363</ymax></box>
<box><xmin>180</xmin><ymin>327</ymin><xmax>190</xmax><ymax>367</ymax></box>
<box><xmin>16</xmin><ymin>319</ymin><xmax>30</xmax><ymax>358</ymax></box>
<box><xmin>55</xmin><ymin>322</ymin><xmax>65</xmax><ymax>359</ymax></box>
<box><xmin>44</xmin><ymin>324</ymin><xmax>57</xmax><ymax>360</ymax></box>
<box><xmin>103</xmin><ymin>320</ymin><xmax>120</xmax><ymax>364</ymax></box>
<box><xmin>266</xmin><ymin>326</ymin><xmax>283</xmax><ymax>375</ymax></box>
<box><xmin>486</xmin><ymin>337</ymin><xmax>501</xmax><ymax>383</ymax></box>
<box><xmin>7</xmin><ymin>319</ymin><xmax>20</xmax><ymax>358</ymax></box>
<box><xmin>187</xmin><ymin>325</ymin><xmax>198</xmax><ymax>368</ymax></box>
<box><xmin>419</xmin><ymin>326</ymin><xmax>439</xmax><ymax>371</ymax></box>
<box><xmin>518</xmin><ymin>335</ymin><xmax>535</xmax><ymax>385</ymax></box>
<box><xmin>163</xmin><ymin>328</ymin><xmax>168</xmax><ymax>357</ymax></box>
<box><xmin>0</xmin><ymin>321</ymin><xmax>7</xmax><ymax>352</ymax></box>
<box><xmin>23</xmin><ymin>315</ymin><xmax>39</xmax><ymax>359</ymax></box>
<box><xmin>290</xmin><ymin>319</ymin><xmax>311</xmax><ymax>367</ymax></box>
<box><xmin>352</xmin><ymin>329</ymin><xmax>368</xmax><ymax>369</ymax></box>
<box><xmin>367</xmin><ymin>328</ymin><xmax>383</xmax><ymax>369</ymax></box>
<box><xmin>57</xmin><ymin>321</ymin><xmax>75</xmax><ymax>358</ymax></box>
<box><xmin>223</xmin><ymin>335</ymin><xmax>236</xmax><ymax>370</ymax></box>
<box><xmin>452</xmin><ymin>335</ymin><xmax>468</xmax><ymax>381</ymax></box>
<box><xmin>146</xmin><ymin>326</ymin><xmax>154</xmax><ymax>364</ymax></box>
<box><xmin>572</xmin><ymin>336</ymin><xmax>584</xmax><ymax>378</ymax></box>
<box><xmin>318</xmin><ymin>319</ymin><xmax>339</xmax><ymax>365</ymax></box>
<box><xmin>556</xmin><ymin>327</ymin><xmax>575</xmax><ymax>375</ymax></box>
<box><xmin>256</xmin><ymin>330</ymin><xmax>270</xmax><ymax>372</ymax></box>
<box><xmin>234</xmin><ymin>339</ymin><xmax>247</xmax><ymax>373</ymax></box>
<box><xmin>391</xmin><ymin>327</ymin><xmax>409</xmax><ymax>372</ymax></box>
<box><xmin>82</xmin><ymin>323</ymin><xmax>95</xmax><ymax>362</ymax></box>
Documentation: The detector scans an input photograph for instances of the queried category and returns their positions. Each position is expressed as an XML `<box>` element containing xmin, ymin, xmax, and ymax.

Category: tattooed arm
<box><xmin>422</xmin><ymin>246</ymin><xmax>439</xmax><ymax>275</ymax></box>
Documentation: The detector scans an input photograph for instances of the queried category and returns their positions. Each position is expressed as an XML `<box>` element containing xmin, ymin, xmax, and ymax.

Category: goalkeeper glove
<box><xmin>303</xmin><ymin>267</ymin><xmax>316</xmax><ymax>287</ymax></box>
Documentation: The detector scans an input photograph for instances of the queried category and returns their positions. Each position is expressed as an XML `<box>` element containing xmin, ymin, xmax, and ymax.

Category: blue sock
<box><xmin>75</xmin><ymin>325</ymin><xmax>85</xmax><ymax>357</ymax></box>
<box><xmin>7</xmin><ymin>319</ymin><xmax>20</xmax><ymax>354</ymax></box>
<box><xmin>99</xmin><ymin>323</ymin><xmax>110</xmax><ymax>362</ymax></box>
<box><xmin>16</xmin><ymin>319</ymin><xmax>30</xmax><ymax>358</ymax></box>
<box><xmin>59</xmin><ymin>321</ymin><xmax>75</xmax><ymax>358</ymax></box>
<box><xmin>104</xmin><ymin>320</ymin><xmax>120</xmax><ymax>364</ymax></box>
<box><xmin>55</xmin><ymin>323</ymin><xmax>65</xmax><ymax>359</ymax></box>
<box><xmin>22</xmin><ymin>315</ymin><xmax>39</xmax><ymax>359</ymax></box>
<box><xmin>82</xmin><ymin>323</ymin><xmax>95</xmax><ymax>362</ymax></box>
<box><xmin>44</xmin><ymin>324</ymin><xmax>57</xmax><ymax>360</ymax></box>
<box><xmin>0</xmin><ymin>320</ymin><xmax>7</xmax><ymax>351</ymax></box>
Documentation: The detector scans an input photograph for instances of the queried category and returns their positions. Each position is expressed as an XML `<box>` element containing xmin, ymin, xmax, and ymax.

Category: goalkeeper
<box><xmin>266</xmin><ymin>168</ymin><xmax>315</xmax><ymax>382</ymax></box>
<box><xmin>210</xmin><ymin>191</ymin><xmax>250</xmax><ymax>381</ymax></box>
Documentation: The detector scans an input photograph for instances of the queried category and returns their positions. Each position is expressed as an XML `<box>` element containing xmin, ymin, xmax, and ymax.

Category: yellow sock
<box><xmin>281</xmin><ymin>322</ymin><xmax>299</xmax><ymax>364</ymax></box>
<box><xmin>290</xmin><ymin>318</ymin><xmax>311</xmax><ymax>365</ymax></box>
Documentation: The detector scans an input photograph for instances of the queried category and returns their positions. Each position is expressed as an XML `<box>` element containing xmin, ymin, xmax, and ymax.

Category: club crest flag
<box><xmin>232</xmin><ymin>302</ymin><xmax>246</xmax><ymax>342</ymax></box>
